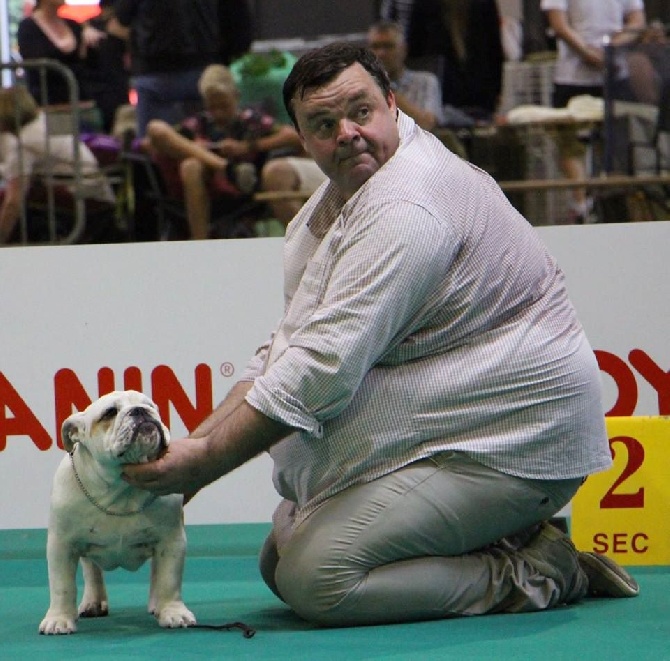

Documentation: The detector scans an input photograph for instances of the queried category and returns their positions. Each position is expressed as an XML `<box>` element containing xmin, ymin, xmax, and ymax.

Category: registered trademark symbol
<box><xmin>220</xmin><ymin>362</ymin><xmax>235</xmax><ymax>377</ymax></box>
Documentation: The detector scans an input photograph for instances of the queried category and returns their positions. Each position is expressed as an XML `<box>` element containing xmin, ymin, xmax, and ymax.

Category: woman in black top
<box><xmin>406</xmin><ymin>0</ymin><xmax>504</xmax><ymax>122</ymax></box>
<box><xmin>17</xmin><ymin>0</ymin><xmax>91</xmax><ymax>106</ymax></box>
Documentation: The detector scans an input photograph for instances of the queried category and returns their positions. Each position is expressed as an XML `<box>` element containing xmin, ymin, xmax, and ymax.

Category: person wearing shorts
<box><xmin>143</xmin><ymin>64</ymin><xmax>304</xmax><ymax>239</ymax></box>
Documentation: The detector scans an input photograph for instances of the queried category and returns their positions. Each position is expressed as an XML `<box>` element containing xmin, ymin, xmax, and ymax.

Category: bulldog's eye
<box><xmin>100</xmin><ymin>407</ymin><xmax>118</xmax><ymax>422</ymax></box>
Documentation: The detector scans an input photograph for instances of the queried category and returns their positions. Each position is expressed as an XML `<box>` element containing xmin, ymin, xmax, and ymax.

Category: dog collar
<box><xmin>69</xmin><ymin>447</ymin><xmax>158</xmax><ymax>517</ymax></box>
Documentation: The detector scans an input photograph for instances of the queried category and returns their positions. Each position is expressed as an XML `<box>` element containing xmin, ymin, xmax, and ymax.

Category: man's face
<box><xmin>293</xmin><ymin>63</ymin><xmax>400</xmax><ymax>200</ymax></box>
<box><xmin>367</xmin><ymin>28</ymin><xmax>406</xmax><ymax>79</ymax></box>
<box><xmin>203</xmin><ymin>89</ymin><xmax>239</xmax><ymax>127</ymax></box>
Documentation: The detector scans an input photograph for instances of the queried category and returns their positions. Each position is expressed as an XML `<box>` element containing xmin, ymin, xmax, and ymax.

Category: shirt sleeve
<box><xmin>247</xmin><ymin>200</ymin><xmax>458</xmax><ymax>434</ymax></box>
<box><xmin>240</xmin><ymin>335</ymin><xmax>274</xmax><ymax>382</ymax></box>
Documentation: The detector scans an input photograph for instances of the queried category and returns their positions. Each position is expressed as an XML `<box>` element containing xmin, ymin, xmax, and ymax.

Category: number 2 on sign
<box><xmin>572</xmin><ymin>417</ymin><xmax>669</xmax><ymax>565</ymax></box>
<box><xmin>600</xmin><ymin>436</ymin><xmax>645</xmax><ymax>509</ymax></box>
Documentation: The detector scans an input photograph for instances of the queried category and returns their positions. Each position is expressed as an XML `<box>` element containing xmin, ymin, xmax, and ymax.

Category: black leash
<box><xmin>188</xmin><ymin>621</ymin><xmax>256</xmax><ymax>638</ymax></box>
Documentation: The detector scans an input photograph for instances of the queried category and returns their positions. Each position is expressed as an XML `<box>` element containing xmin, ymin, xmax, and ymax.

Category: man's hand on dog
<box><xmin>122</xmin><ymin>437</ymin><xmax>213</xmax><ymax>500</ymax></box>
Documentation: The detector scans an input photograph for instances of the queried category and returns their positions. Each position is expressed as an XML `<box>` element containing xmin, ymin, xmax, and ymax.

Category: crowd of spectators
<box><xmin>1</xmin><ymin>0</ymin><xmax>666</xmax><ymax>245</ymax></box>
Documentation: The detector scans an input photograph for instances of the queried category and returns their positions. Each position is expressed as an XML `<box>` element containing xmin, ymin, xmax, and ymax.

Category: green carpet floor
<box><xmin>1</xmin><ymin>524</ymin><xmax>667</xmax><ymax>660</ymax></box>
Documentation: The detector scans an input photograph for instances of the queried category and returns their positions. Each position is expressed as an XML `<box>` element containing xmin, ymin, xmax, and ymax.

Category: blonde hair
<box><xmin>198</xmin><ymin>65</ymin><xmax>238</xmax><ymax>98</ymax></box>
<box><xmin>0</xmin><ymin>86</ymin><xmax>39</xmax><ymax>134</ymax></box>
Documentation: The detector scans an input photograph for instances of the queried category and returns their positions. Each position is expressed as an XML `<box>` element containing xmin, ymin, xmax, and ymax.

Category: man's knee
<box><xmin>273</xmin><ymin>531</ymin><xmax>365</xmax><ymax>626</ymax></box>
<box><xmin>259</xmin><ymin>531</ymin><xmax>284</xmax><ymax>601</ymax></box>
<box><xmin>275</xmin><ymin>560</ymin><xmax>355</xmax><ymax>626</ymax></box>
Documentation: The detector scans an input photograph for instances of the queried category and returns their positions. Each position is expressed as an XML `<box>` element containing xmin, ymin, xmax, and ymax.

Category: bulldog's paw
<box><xmin>39</xmin><ymin>611</ymin><xmax>78</xmax><ymax>635</ymax></box>
<box><xmin>78</xmin><ymin>599</ymin><xmax>109</xmax><ymax>618</ymax></box>
<box><xmin>156</xmin><ymin>602</ymin><xmax>196</xmax><ymax>628</ymax></box>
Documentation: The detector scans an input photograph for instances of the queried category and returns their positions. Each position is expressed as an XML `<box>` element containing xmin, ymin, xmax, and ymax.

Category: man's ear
<box><xmin>387</xmin><ymin>90</ymin><xmax>398</xmax><ymax>116</ymax></box>
<box><xmin>61</xmin><ymin>415</ymin><xmax>85</xmax><ymax>453</ymax></box>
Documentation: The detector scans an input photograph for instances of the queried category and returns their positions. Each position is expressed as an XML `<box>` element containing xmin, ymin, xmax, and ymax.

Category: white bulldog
<box><xmin>39</xmin><ymin>390</ymin><xmax>196</xmax><ymax>635</ymax></box>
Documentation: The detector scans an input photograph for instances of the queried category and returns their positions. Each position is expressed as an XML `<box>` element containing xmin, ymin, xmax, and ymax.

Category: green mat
<box><xmin>1</xmin><ymin>525</ymin><xmax>668</xmax><ymax>660</ymax></box>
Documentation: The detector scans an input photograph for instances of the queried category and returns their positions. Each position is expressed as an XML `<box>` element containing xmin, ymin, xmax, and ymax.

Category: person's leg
<box><xmin>552</xmin><ymin>84</ymin><xmax>602</xmax><ymax>222</ymax></box>
<box><xmin>145</xmin><ymin>120</ymin><xmax>227</xmax><ymax>170</ymax></box>
<box><xmin>260</xmin><ymin>158</ymin><xmax>303</xmax><ymax>226</ymax></box>
<box><xmin>261</xmin><ymin>452</ymin><xmax>585</xmax><ymax>626</ymax></box>
<box><xmin>180</xmin><ymin>157</ymin><xmax>211</xmax><ymax>239</ymax></box>
<box><xmin>558</xmin><ymin>146</ymin><xmax>590</xmax><ymax>221</ymax></box>
<box><xmin>260</xmin><ymin>157</ymin><xmax>326</xmax><ymax>226</ymax></box>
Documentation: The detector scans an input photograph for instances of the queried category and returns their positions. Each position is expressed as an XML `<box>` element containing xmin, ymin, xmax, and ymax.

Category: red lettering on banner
<box><xmin>632</xmin><ymin>533</ymin><xmax>650</xmax><ymax>554</ymax></box>
<box><xmin>1</xmin><ymin>348</ymin><xmax>668</xmax><ymax>451</ymax></box>
<box><xmin>595</xmin><ymin>349</ymin><xmax>670</xmax><ymax>416</ymax></box>
<box><xmin>0</xmin><ymin>372</ymin><xmax>52</xmax><ymax>451</ymax></box>
<box><xmin>54</xmin><ymin>368</ymin><xmax>96</xmax><ymax>441</ymax></box>
<box><xmin>151</xmin><ymin>364</ymin><xmax>213</xmax><ymax>433</ymax></box>
<box><xmin>0</xmin><ymin>364</ymin><xmax>214</xmax><ymax>451</ymax></box>
<box><xmin>124</xmin><ymin>366</ymin><xmax>143</xmax><ymax>392</ymax></box>
<box><xmin>591</xmin><ymin>532</ymin><xmax>649</xmax><ymax>555</ymax></box>
<box><xmin>628</xmin><ymin>349</ymin><xmax>670</xmax><ymax>414</ymax></box>
<box><xmin>596</xmin><ymin>350</ymin><xmax>638</xmax><ymax>416</ymax></box>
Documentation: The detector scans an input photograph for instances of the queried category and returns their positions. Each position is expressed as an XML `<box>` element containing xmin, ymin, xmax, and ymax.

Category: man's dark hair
<box><xmin>283</xmin><ymin>42</ymin><xmax>392</xmax><ymax>127</ymax></box>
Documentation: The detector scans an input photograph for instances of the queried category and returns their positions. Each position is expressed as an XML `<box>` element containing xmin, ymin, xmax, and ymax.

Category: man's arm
<box><xmin>612</xmin><ymin>9</ymin><xmax>646</xmax><ymax>46</ymax></box>
<box><xmin>190</xmin><ymin>380</ymin><xmax>254</xmax><ymax>438</ymax></box>
<box><xmin>122</xmin><ymin>385</ymin><xmax>292</xmax><ymax>497</ymax></box>
<box><xmin>545</xmin><ymin>9</ymin><xmax>605</xmax><ymax>69</ymax></box>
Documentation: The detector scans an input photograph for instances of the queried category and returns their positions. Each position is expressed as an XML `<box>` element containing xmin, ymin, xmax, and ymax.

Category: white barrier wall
<box><xmin>1</xmin><ymin>222</ymin><xmax>669</xmax><ymax>530</ymax></box>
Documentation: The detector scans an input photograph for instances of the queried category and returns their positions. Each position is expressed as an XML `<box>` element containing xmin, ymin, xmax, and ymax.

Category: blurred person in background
<box><xmin>379</xmin><ymin>0</ymin><xmax>416</xmax><ymax>36</ymax></box>
<box><xmin>406</xmin><ymin>0</ymin><xmax>504</xmax><ymax>124</ymax></box>
<box><xmin>541</xmin><ymin>0</ymin><xmax>646</xmax><ymax>222</ymax></box>
<box><xmin>0</xmin><ymin>86</ymin><xmax>113</xmax><ymax>245</ymax></box>
<box><xmin>367</xmin><ymin>20</ymin><xmax>444</xmax><ymax>130</ymax></box>
<box><xmin>17</xmin><ymin>0</ymin><xmax>94</xmax><ymax>106</ymax></box>
<box><xmin>108</xmin><ymin>0</ymin><xmax>253</xmax><ymax>137</ymax></box>
<box><xmin>143</xmin><ymin>64</ymin><xmax>303</xmax><ymax>239</ymax></box>
<box><xmin>80</xmin><ymin>0</ymin><xmax>131</xmax><ymax>134</ymax></box>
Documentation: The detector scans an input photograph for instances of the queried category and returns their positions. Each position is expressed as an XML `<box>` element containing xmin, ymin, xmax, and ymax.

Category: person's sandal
<box><xmin>578</xmin><ymin>552</ymin><xmax>640</xmax><ymax>598</ymax></box>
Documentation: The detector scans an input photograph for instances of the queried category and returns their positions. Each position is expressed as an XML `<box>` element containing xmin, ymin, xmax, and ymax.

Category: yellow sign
<box><xmin>572</xmin><ymin>416</ymin><xmax>670</xmax><ymax>566</ymax></box>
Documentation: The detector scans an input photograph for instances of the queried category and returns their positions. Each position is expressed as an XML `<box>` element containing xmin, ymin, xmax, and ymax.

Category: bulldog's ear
<box><xmin>61</xmin><ymin>416</ymin><xmax>86</xmax><ymax>453</ymax></box>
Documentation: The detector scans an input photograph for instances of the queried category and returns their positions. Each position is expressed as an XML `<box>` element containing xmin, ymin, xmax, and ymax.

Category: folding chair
<box><xmin>598</xmin><ymin>27</ymin><xmax>670</xmax><ymax>221</ymax></box>
<box><xmin>1</xmin><ymin>59</ymin><xmax>117</xmax><ymax>245</ymax></box>
<box><xmin>603</xmin><ymin>26</ymin><xmax>670</xmax><ymax>175</ymax></box>
<box><xmin>628</xmin><ymin>83</ymin><xmax>670</xmax><ymax>175</ymax></box>
<box><xmin>121</xmin><ymin>149</ymin><xmax>189</xmax><ymax>241</ymax></box>
<box><xmin>122</xmin><ymin>149</ymin><xmax>264</xmax><ymax>241</ymax></box>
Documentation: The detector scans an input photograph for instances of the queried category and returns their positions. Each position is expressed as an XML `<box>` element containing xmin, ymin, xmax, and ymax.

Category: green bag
<box><xmin>230</xmin><ymin>50</ymin><xmax>298</xmax><ymax>124</ymax></box>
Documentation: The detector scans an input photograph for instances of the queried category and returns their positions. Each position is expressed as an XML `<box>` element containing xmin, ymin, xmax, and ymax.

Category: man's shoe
<box><xmin>517</xmin><ymin>522</ymin><xmax>588</xmax><ymax>604</ymax></box>
<box><xmin>578</xmin><ymin>552</ymin><xmax>640</xmax><ymax>598</ymax></box>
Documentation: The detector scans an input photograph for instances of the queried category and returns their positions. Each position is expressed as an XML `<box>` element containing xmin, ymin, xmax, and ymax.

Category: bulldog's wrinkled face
<box><xmin>61</xmin><ymin>391</ymin><xmax>169</xmax><ymax>466</ymax></box>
